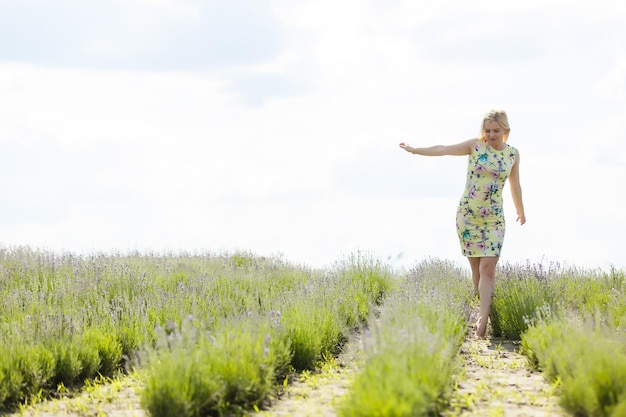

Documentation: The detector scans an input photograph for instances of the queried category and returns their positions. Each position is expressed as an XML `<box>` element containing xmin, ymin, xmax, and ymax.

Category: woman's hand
<box><xmin>516</xmin><ymin>213</ymin><xmax>526</xmax><ymax>225</ymax></box>
<box><xmin>399</xmin><ymin>143</ymin><xmax>414</xmax><ymax>153</ymax></box>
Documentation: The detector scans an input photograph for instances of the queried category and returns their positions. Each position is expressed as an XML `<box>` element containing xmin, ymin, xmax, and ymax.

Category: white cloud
<box><xmin>1</xmin><ymin>0</ymin><xmax>625</xmax><ymax>271</ymax></box>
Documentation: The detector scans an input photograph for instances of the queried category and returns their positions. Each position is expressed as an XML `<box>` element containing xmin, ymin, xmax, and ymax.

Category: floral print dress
<box><xmin>456</xmin><ymin>140</ymin><xmax>518</xmax><ymax>257</ymax></box>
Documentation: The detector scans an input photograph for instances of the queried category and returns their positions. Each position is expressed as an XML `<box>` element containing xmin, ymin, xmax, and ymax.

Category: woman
<box><xmin>399</xmin><ymin>109</ymin><xmax>526</xmax><ymax>338</ymax></box>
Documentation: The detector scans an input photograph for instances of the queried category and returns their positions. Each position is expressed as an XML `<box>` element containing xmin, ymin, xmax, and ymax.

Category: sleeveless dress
<box><xmin>456</xmin><ymin>140</ymin><xmax>518</xmax><ymax>257</ymax></box>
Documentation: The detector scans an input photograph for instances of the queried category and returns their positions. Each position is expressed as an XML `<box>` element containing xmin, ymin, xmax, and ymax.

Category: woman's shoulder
<box><xmin>505</xmin><ymin>144</ymin><xmax>520</xmax><ymax>162</ymax></box>
<box><xmin>469</xmin><ymin>138</ymin><xmax>482</xmax><ymax>153</ymax></box>
<box><xmin>506</xmin><ymin>143</ymin><xmax>519</xmax><ymax>155</ymax></box>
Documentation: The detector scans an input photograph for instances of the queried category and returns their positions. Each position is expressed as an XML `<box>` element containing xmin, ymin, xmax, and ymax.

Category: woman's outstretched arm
<box><xmin>399</xmin><ymin>138</ymin><xmax>476</xmax><ymax>156</ymax></box>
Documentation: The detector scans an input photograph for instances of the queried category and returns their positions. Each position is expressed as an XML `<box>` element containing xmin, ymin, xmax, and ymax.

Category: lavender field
<box><xmin>1</xmin><ymin>247</ymin><xmax>625</xmax><ymax>417</ymax></box>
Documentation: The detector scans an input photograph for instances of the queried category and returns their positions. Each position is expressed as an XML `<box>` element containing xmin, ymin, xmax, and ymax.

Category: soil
<box><xmin>443</xmin><ymin>334</ymin><xmax>567</xmax><ymax>417</ymax></box>
<box><xmin>250</xmin><ymin>329</ymin><xmax>366</xmax><ymax>417</ymax></box>
<box><xmin>4</xmin><ymin>374</ymin><xmax>146</xmax><ymax>417</ymax></box>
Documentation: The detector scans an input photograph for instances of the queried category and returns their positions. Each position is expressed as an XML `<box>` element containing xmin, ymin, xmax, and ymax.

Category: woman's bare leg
<box><xmin>476</xmin><ymin>256</ymin><xmax>498</xmax><ymax>338</ymax></box>
<box><xmin>467</xmin><ymin>257</ymin><xmax>481</xmax><ymax>296</ymax></box>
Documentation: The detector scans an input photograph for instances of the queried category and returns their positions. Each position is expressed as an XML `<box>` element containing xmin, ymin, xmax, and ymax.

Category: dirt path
<box><xmin>444</xmin><ymin>334</ymin><xmax>567</xmax><ymax>417</ymax></box>
<box><xmin>6</xmin><ymin>372</ymin><xmax>146</xmax><ymax>417</ymax></box>
<box><xmin>250</xmin><ymin>330</ymin><xmax>365</xmax><ymax>417</ymax></box>
<box><xmin>251</xmin><ymin>360</ymin><xmax>354</xmax><ymax>417</ymax></box>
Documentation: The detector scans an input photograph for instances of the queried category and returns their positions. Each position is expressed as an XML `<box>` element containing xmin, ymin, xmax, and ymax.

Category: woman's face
<box><xmin>483</xmin><ymin>121</ymin><xmax>507</xmax><ymax>148</ymax></box>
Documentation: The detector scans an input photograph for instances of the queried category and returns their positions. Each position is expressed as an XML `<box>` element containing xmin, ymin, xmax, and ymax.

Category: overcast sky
<box><xmin>1</xmin><ymin>0</ymin><xmax>625</xmax><ymax>271</ymax></box>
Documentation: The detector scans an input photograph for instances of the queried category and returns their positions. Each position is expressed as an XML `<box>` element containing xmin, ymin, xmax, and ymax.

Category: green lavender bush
<box><xmin>0</xmin><ymin>246</ymin><xmax>394</xmax><ymax>413</ymax></box>
<box><xmin>141</xmin><ymin>316</ymin><xmax>291</xmax><ymax>417</ymax></box>
<box><xmin>492</xmin><ymin>261</ymin><xmax>625</xmax><ymax>339</ymax></box>
<box><xmin>338</xmin><ymin>259</ymin><xmax>471</xmax><ymax>417</ymax></box>
<box><xmin>8</xmin><ymin>245</ymin><xmax>626</xmax><ymax>417</ymax></box>
<box><xmin>522</xmin><ymin>315</ymin><xmax>626</xmax><ymax>417</ymax></box>
<box><xmin>489</xmin><ymin>260</ymin><xmax>626</xmax><ymax>415</ymax></box>
<box><xmin>140</xmin><ymin>252</ymin><xmax>394</xmax><ymax>417</ymax></box>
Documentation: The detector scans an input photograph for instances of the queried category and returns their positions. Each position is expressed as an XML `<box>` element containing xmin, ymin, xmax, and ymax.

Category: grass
<box><xmin>141</xmin><ymin>316</ymin><xmax>289</xmax><ymax>417</ymax></box>
<box><xmin>490</xmin><ymin>261</ymin><xmax>626</xmax><ymax>416</ymax></box>
<box><xmin>337</xmin><ymin>259</ymin><xmax>471</xmax><ymax>417</ymax></box>
<box><xmin>491</xmin><ymin>260</ymin><xmax>626</xmax><ymax>339</ymax></box>
<box><xmin>0</xmin><ymin>247</ymin><xmax>393</xmax><ymax>416</ymax></box>
<box><xmin>3</xmin><ymin>247</ymin><xmax>626</xmax><ymax>416</ymax></box>
<box><xmin>522</xmin><ymin>315</ymin><xmax>626</xmax><ymax>417</ymax></box>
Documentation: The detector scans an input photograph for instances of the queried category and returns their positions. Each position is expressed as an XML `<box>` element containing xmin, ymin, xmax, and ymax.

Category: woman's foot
<box><xmin>475</xmin><ymin>317</ymin><xmax>488</xmax><ymax>338</ymax></box>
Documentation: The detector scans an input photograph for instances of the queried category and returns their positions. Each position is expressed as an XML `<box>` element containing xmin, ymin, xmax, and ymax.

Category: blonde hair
<box><xmin>479</xmin><ymin>109</ymin><xmax>511</xmax><ymax>142</ymax></box>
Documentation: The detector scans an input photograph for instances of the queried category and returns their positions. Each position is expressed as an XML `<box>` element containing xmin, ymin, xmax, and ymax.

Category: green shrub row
<box><xmin>0</xmin><ymin>247</ymin><xmax>393</xmax><ymax>415</ymax></box>
<box><xmin>337</xmin><ymin>259</ymin><xmax>471</xmax><ymax>417</ymax></box>
<box><xmin>491</xmin><ymin>261</ymin><xmax>626</xmax><ymax>339</ymax></box>
<box><xmin>491</xmin><ymin>260</ymin><xmax>626</xmax><ymax>416</ymax></box>
<box><xmin>522</xmin><ymin>316</ymin><xmax>626</xmax><ymax>417</ymax></box>
<box><xmin>140</xmin><ymin>252</ymin><xmax>394</xmax><ymax>417</ymax></box>
<box><xmin>141</xmin><ymin>317</ymin><xmax>290</xmax><ymax>417</ymax></box>
<box><xmin>0</xmin><ymin>326</ymin><xmax>123</xmax><ymax>407</ymax></box>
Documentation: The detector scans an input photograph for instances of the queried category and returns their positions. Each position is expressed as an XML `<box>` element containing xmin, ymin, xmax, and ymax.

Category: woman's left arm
<box><xmin>509</xmin><ymin>152</ymin><xmax>526</xmax><ymax>225</ymax></box>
